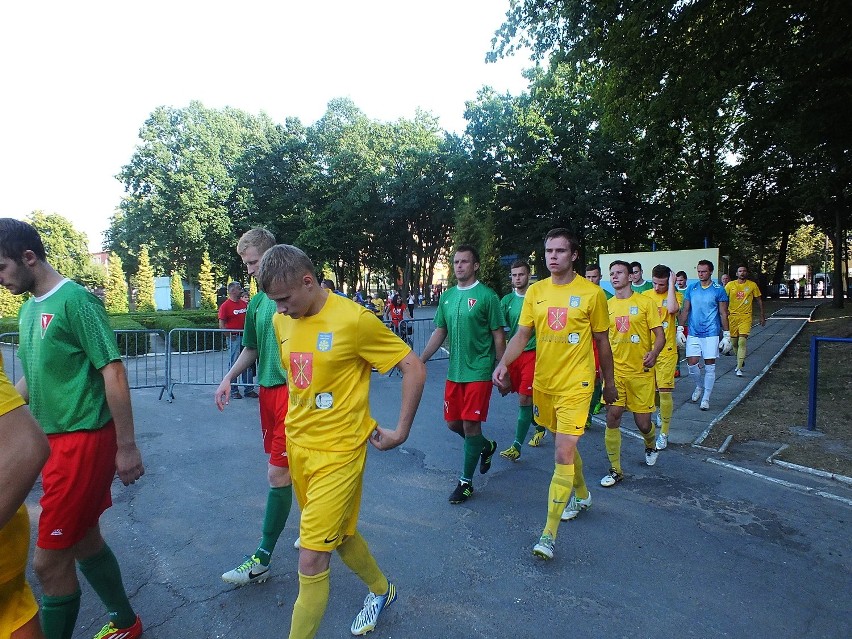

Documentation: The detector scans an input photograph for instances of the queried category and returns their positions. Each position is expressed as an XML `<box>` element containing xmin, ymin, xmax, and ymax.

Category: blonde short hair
<box><xmin>237</xmin><ymin>228</ymin><xmax>276</xmax><ymax>256</ymax></box>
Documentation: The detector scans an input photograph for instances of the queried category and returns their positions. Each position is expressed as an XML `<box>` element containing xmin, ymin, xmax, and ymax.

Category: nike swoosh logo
<box><xmin>281</xmin><ymin>338</ymin><xmax>289</xmax><ymax>344</ymax></box>
<box><xmin>324</xmin><ymin>534</ymin><xmax>340</xmax><ymax>544</ymax></box>
<box><xmin>248</xmin><ymin>568</ymin><xmax>266</xmax><ymax>579</ymax></box>
<box><xmin>536</xmin><ymin>300</ymin><xmax>545</xmax><ymax>304</ymax></box>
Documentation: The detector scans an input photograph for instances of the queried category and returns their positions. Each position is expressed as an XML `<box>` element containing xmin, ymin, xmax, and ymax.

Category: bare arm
<box><xmin>678</xmin><ymin>299</ymin><xmax>691</xmax><ymax>327</ymax></box>
<box><xmin>101</xmin><ymin>360</ymin><xmax>144</xmax><ymax>486</ymax></box>
<box><xmin>420</xmin><ymin>327</ymin><xmax>448</xmax><ymax>363</ymax></box>
<box><xmin>370</xmin><ymin>351</ymin><xmax>426</xmax><ymax>450</ymax></box>
<box><xmin>218</xmin><ymin>318</ymin><xmax>227</xmax><ymax>329</ymax></box>
<box><xmin>593</xmin><ymin>330</ymin><xmax>618</xmax><ymax>405</ymax></box>
<box><xmin>215</xmin><ymin>346</ymin><xmax>259</xmax><ymax>410</ymax></box>
<box><xmin>666</xmin><ymin>272</ymin><xmax>679</xmax><ymax>315</ymax></box>
<box><xmin>491</xmin><ymin>328</ymin><xmax>506</xmax><ymax>363</ymax></box>
<box><xmin>643</xmin><ymin>326</ymin><xmax>666</xmax><ymax>369</ymax></box>
<box><xmin>0</xmin><ymin>406</ymin><xmax>49</xmax><ymax>528</ymax></box>
<box><xmin>719</xmin><ymin>301</ymin><xmax>730</xmax><ymax>332</ymax></box>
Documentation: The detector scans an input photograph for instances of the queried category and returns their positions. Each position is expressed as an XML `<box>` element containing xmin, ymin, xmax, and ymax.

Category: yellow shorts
<box><xmin>532</xmin><ymin>388</ymin><xmax>592</xmax><ymax>436</ymax></box>
<box><xmin>609</xmin><ymin>373</ymin><xmax>656</xmax><ymax>414</ymax></box>
<box><xmin>728</xmin><ymin>314</ymin><xmax>752</xmax><ymax>337</ymax></box>
<box><xmin>0</xmin><ymin>571</ymin><xmax>39</xmax><ymax>636</ymax></box>
<box><xmin>288</xmin><ymin>440</ymin><xmax>366</xmax><ymax>552</ymax></box>
<box><xmin>654</xmin><ymin>350</ymin><xmax>678</xmax><ymax>389</ymax></box>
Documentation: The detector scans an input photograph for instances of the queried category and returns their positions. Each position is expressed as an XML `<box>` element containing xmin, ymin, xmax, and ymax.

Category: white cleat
<box><xmin>656</xmin><ymin>432</ymin><xmax>668</xmax><ymax>450</ymax></box>
<box><xmin>691</xmin><ymin>387</ymin><xmax>703</xmax><ymax>403</ymax></box>
<box><xmin>700</xmin><ymin>399</ymin><xmax>710</xmax><ymax>411</ymax></box>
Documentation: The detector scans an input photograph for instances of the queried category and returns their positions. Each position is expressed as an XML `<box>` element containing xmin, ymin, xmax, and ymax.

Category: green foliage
<box><xmin>0</xmin><ymin>287</ymin><xmax>24</xmax><ymax>319</ymax></box>
<box><xmin>452</xmin><ymin>198</ymin><xmax>505</xmax><ymax>295</ymax></box>
<box><xmin>27</xmin><ymin>211</ymin><xmax>94</xmax><ymax>283</ymax></box>
<box><xmin>198</xmin><ymin>251</ymin><xmax>217</xmax><ymax>310</ymax></box>
<box><xmin>169</xmin><ymin>272</ymin><xmax>184</xmax><ymax>310</ymax></box>
<box><xmin>108</xmin><ymin>315</ymin><xmax>150</xmax><ymax>357</ymax></box>
<box><xmin>133</xmin><ymin>246</ymin><xmax>157</xmax><ymax>312</ymax></box>
<box><xmin>105</xmin><ymin>252</ymin><xmax>129</xmax><ymax>314</ymax></box>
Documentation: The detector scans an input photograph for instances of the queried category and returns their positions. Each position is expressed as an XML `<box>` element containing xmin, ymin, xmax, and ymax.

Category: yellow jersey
<box><xmin>641</xmin><ymin>289</ymin><xmax>683</xmax><ymax>349</ymax></box>
<box><xmin>607</xmin><ymin>293</ymin><xmax>662</xmax><ymax>376</ymax></box>
<box><xmin>519</xmin><ymin>275</ymin><xmax>609</xmax><ymax>395</ymax></box>
<box><xmin>272</xmin><ymin>293</ymin><xmax>410</xmax><ymax>452</ymax></box>
<box><xmin>725</xmin><ymin>280</ymin><xmax>761</xmax><ymax>315</ymax></box>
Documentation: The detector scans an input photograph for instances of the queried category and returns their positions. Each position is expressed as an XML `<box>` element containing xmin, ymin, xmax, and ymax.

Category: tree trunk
<box><xmin>833</xmin><ymin>207</ymin><xmax>845</xmax><ymax>309</ymax></box>
<box><xmin>773</xmin><ymin>227</ymin><xmax>790</xmax><ymax>285</ymax></box>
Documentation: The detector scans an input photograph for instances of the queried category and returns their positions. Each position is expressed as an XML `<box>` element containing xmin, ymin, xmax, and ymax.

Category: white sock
<box><xmin>688</xmin><ymin>363</ymin><xmax>702</xmax><ymax>390</ymax></box>
<box><xmin>703</xmin><ymin>364</ymin><xmax>716</xmax><ymax>401</ymax></box>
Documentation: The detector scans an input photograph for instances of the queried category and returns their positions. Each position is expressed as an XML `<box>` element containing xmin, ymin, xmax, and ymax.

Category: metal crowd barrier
<box><xmin>163</xmin><ymin>328</ymin><xmax>252</xmax><ymax>402</ymax></box>
<box><xmin>0</xmin><ymin>330</ymin><xmax>168</xmax><ymax>395</ymax></box>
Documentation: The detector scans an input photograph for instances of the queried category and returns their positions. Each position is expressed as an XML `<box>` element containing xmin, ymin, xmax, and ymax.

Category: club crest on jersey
<box><xmin>317</xmin><ymin>332</ymin><xmax>333</xmax><ymax>352</ymax></box>
<box><xmin>569</xmin><ymin>296</ymin><xmax>580</xmax><ymax>308</ymax></box>
<box><xmin>41</xmin><ymin>313</ymin><xmax>54</xmax><ymax>338</ymax></box>
<box><xmin>290</xmin><ymin>352</ymin><xmax>313</xmax><ymax>389</ymax></box>
<box><xmin>616</xmin><ymin>316</ymin><xmax>630</xmax><ymax>333</ymax></box>
<box><xmin>548</xmin><ymin>307</ymin><xmax>567</xmax><ymax>331</ymax></box>
<box><xmin>468</xmin><ymin>298</ymin><xmax>477</xmax><ymax>309</ymax></box>
<box><xmin>629</xmin><ymin>306</ymin><xmax>638</xmax><ymax>315</ymax></box>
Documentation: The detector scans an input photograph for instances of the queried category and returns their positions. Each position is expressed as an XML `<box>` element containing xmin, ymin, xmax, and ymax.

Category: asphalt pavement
<box><xmin>21</xmin><ymin>301</ymin><xmax>852</xmax><ymax>638</ymax></box>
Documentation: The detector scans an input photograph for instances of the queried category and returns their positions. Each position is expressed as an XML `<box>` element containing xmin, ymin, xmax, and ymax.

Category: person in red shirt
<box><xmin>385</xmin><ymin>293</ymin><xmax>407</xmax><ymax>337</ymax></box>
<box><xmin>218</xmin><ymin>282</ymin><xmax>256</xmax><ymax>398</ymax></box>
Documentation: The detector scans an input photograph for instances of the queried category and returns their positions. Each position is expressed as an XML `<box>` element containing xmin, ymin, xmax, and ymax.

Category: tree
<box><xmin>105</xmin><ymin>252</ymin><xmax>129</xmax><ymax>314</ymax></box>
<box><xmin>170</xmin><ymin>272</ymin><xmax>184</xmax><ymax>310</ymax></box>
<box><xmin>198</xmin><ymin>252</ymin><xmax>217</xmax><ymax>311</ymax></box>
<box><xmin>27</xmin><ymin>211</ymin><xmax>93</xmax><ymax>283</ymax></box>
<box><xmin>133</xmin><ymin>246</ymin><xmax>157</xmax><ymax>312</ymax></box>
<box><xmin>0</xmin><ymin>287</ymin><xmax>24</xmax><ymax>318</ymax></box>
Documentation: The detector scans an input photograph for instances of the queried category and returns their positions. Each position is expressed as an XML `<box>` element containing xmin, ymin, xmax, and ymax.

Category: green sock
<box><xmin>514</xmin><ymin>405</ymin><xmax>534</xmax><ymax>448</ymax></box>
<box><xmin>41</xmin><ymin>590</ymin><xmax>81</xmax><ymax>639</ymax></box>
<box><xmin>256</xmin><ymin>485</ymin><xmax>293</xmax><ymax>566</ymax></box>
<box><xmin>462</xmin><ymin>434</ymin><xmax>486</xmax><ymax>482</ymax></box>
<box><xmin>589</xmin><ymin>382</ymin><xmax>602</xmax><ymax>418</ymax></box>
<box><xmin>78</xmin><ymin>543</ymin><xmax>136</xmax><ymax>628</ymax></box>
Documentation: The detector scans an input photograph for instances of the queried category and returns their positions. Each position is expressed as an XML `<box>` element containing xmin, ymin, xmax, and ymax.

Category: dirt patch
<box><xmin>705</xmin><ymin>298</ymin><xmax>852</xmax><ymax>477</ymax></box>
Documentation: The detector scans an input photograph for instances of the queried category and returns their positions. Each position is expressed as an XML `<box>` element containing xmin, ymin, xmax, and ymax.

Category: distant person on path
<box><xmin>493</xmin><ymin>229</ymin><xmax>615</xmax><ymax>560</ymax></box>
<box><xmin>420</xmin><ymin>245</ymin><xmax>505</xmax><ymax>504</ymax></box>
<box><xmin>678</xmin><ymin>260</ymin><xmax>731</xmax><ymax>411</ymax></box>
<box><xmin>600</xmin><ymin>261</ymin><xmax>664</xmax><ymax>488</ymax></box>
<box><xmin>407</xmin><ymin>292</ymin><xmax>416</xmax><ymax>318</ymax></box>
<box><xmin>630</xmin><ymin>262</ymin><xmax>653</xmax><ymax>293</ymax></box>
<box><xmin>1</xmin><ymin>218</ymin><xmax>145</xmax><ymax>639</ymax></box>
<box><xmin>642</xmin><ymin>265</ymin><xmax>682</xmax><ymax>451</ymax></box>
<box><xmin>385</xmin><ymin>294</ymin><xmax>406</xmax><ymax>336</ymax></box>
<box><xmin>497</xmin><ymin>260</ymin><xmax>538</xmax><ymax>461</ymax></box>
<box><xmin>219</xmin><ymin>282</ymin><xmax>255</xmax><ymax>399</ymax></box>
<box><xmin>798</xmin><ymin>276</ymin><xmax>807</xmax><ymax>299</ymax></box>
<box><xmin>725</xmin><ymin>265</ymin><xmax>765</xmax><ymax>377</ymax></box>
<box><xmin>260</xmin><ymin>244</ymin><xmax>425</xmax><ymax>639</ymax></box>
<box><xmin>215</xmin><ymin>228</ymin><xmax>295</xmax><ymax>587</ymax></box>
<box><xmin>0</xmin><ymin>353</ymin><xmax>49</xmax><ymax>639</ymax></box>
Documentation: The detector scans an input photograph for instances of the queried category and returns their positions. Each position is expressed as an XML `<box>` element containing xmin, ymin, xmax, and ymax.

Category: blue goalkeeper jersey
<box><xmin>685</xmin><ymin>281</ymin><xmax>728</xmax><ymax>338</ymax></box>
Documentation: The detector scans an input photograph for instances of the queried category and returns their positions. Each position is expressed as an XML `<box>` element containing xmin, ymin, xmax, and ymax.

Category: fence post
<box><xmin>807</xmin><ymin>336</ymin><xmax>818</xmax><ymax>431</ymax></box>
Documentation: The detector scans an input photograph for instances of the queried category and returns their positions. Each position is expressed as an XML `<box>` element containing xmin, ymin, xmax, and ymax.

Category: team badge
<box><xmin>568</xmin><ymin>332</ymin><xmax>580</xmax><ymax>344</ymax></box>
<box><xmin>315</xmin><ymin>392</ymin><xmax>333</xmax><ymax>409</ymax></box>
<box><xmin>548</xmin><ymin>307</ymin><xmax>567</xmax><ymax>330</ymax></box>
<box><xmin>468</xmin><ymin>298</ymin><xmax>477</xmax><ymax>309</ymax></box>
<box><xmin>317</xmin><ymin>332</ymin><xmax>333</xmax><ymax>352</ymax></box>
<box><xmin>616</xmin><ymin>316</ymin><xmax>630</xmax><ymax>333</ymax></box>
<box><xmin>41</xmin><ymin>313</ymin><xmax>54</xmax><ymax>338</ymax></box>
<box><xmin>629</xmin><ymin>306</ymin><xmax>638</xmax><ymax>315</ymax></box>
<box><xmin>737</xmin><ymin>291</ymin><xmax>745</xmax><ymax>299</ymax></box>
<box><xmin>290</xmin><ymin>352</ymin><xmax>313</xmax><ymax>389</ymax></box>
<box><xmin>662</xmin><ymin>321</ymin><xmax>669</xmax><ymax>329</ymax></box>
<box><xmin>569</xmin><ymin>296</ymin><xmax>580</xmax><ymax>308</ymax></box>
<box><xmin>630</xmin><ymin>334</ymin><xmax>640</xmax><ymax>343</ymax></box>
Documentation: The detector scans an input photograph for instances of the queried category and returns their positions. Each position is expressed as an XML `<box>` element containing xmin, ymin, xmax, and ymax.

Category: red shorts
<box><xmin>444</xmin><ymin>380</ymin><xmax>492</xmax><ymax>423</ymax></box>
<box><xmin>259</xmin><ymin>384</ymin><xmax>289</xmax><ymax>468</ymax></box>
<box><xmin>508</xmin><ymin>350</ymin><xmax>535</xmax><ymax>396</ymax></box>
<box><xmin>38</xmin><ymin>422</ymin><xmax>116</xmax><ymax>550</ymax></box>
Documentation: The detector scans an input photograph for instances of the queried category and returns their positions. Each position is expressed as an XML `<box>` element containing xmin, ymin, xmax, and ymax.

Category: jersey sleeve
<box><xmin>487</xmin><ymin>291</ymin><xmax>506</xmax><ymax>331</ymax></box>
<box><xmin>434</xmin><ymin>297</ymin><xmax>447</xmax><ymax>329</ymax></box>
<box><xmin>518</xmin><ymin>289</ymin><xmax>535</xmax><ymax>327</ymax></box>
<box><xmin>357</xmin><ymin>311</ymin><xmax>411</xmax><ymax>374</ymax></box>
<box><xmin>73</xmin><ymin>296</ymin><xmax>122</xmax><ymax>370</ymax></box>
<box><xmin>644</xmin><ymin>296</ymin><xmax>663</xmax><ymax>330</ymax></box>
<box><xmin>589</xmin><ymin>288</ymin><xmax>610</xmax><ymax>333</ymax></box>
<box><xmin>718</xmin><ymin>285</ymin><xmax>730</xmax><ymax>303</ymax></box>
<box><xmin>242</xmin><ymin>296</ymin><xmax>259</xmax><ymax>349</ymax></box>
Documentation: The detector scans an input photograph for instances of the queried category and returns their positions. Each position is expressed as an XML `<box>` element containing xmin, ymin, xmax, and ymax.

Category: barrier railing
<box><xmin>164</xmin><ymin>328</ymin><xmax>252</xmax><ymax>401</ymax></box>
<box><xmin>807</xmin><ymin>336</ymin><xmax>852</xmax><ymax>430</ymax></box>
<box><xmin>1</xmin><ymin>330</ymin><xmax>168</xmax><ymax>395</ymax></box>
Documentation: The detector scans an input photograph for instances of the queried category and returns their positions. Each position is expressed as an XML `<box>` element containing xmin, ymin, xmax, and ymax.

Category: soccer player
<box><xmin>420</xmin><ymin>245</ymin><xmax>505</xmax><ymax>504</ymax></box>
<box><xmin>642</xmin><ymin>265</ymin><xmax>682</xmax><ymax>450</ymax></box>
<box><xmin>630</xmin><ymin>262</ymin><xmax>653</xmax><ymax>293</ymax></box>
<box><xmin>498</xmin><ymin>260</ymin><xmax>537</xmax><ymax>460</ymax></box>
<box><xmin>215</xmin><ymin>228</ymin><xmax>295</xmax><ymax>586</ymax></box>
<box><xmin>259</xmin><ymin>244</ymin><xmax>425</xmax><ymax>639</ymax></box>
<box><xmin>0</xmin><ymin>358</ymin><xmax>49</xmax><ymax>639</ymax></box>
<box><xmin>218</xmin><ymin>282</ymin><xmax>256</xmax><ymax>399</ymax></box>
<box><xmin>0</xmin><ymin>218</ymin><xmax>145</xmax><ymax>639</ymax></box>
<box><xmin>583</xmin><ymin>263</ymin><xmax>612</xmax><ymax>423</ymax></box>
<box><xmin>678</xmin><ymin>260</ymin><xmax>731</xmax><ymax>411</ymax></box>
<box><xmin>600</xmin><ymin>261</ymin><xmax>665</xmax><ymax>488</ymax></box>
<box><xmin>725</xmin><ymin>265</ymin><xmax>766</xmax><ymax>377</ymax></box>
<box><xmin>493</xmin><ymin>229</ymin><xmax>616</xmax><ymax>560</ymax></box>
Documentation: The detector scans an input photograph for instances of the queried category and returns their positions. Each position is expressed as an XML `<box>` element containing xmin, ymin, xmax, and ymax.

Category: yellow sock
<box><xmin>643</xmin><ymin>423</ymin><xmax>657</xmax><ymax>448</ymax></box>
<box><xmin>573</xmin><ymin>450</ymin><xmax>589</xmax><ymax>500</ymax></box>
<box><xmin>544</xmin><ymin>463</ymin><xmax>574</xmax><ymax>540</ymax></box>
<box><xmin>604</xmin><ymin>427</ymin><xmax>622</xmax><ymax>473</ymax></box>
<box><xmin>659</xmin><ymin>392</ymin><xmax>673</xmax><ymax>435</ymax></box>
<box><xmin>336</xmin><ymin>531</ymin><xmax>388</xmax><ymax>595</ymax></box>
<box><xmin>289</xmin><ymin>569</ymin><xmax>330</xmax><ymax>639</ymax></box>
<box><xmin>737</xmin><ymin>336</ymin><xmax>747</xmax><ymax>369</ymax></box>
